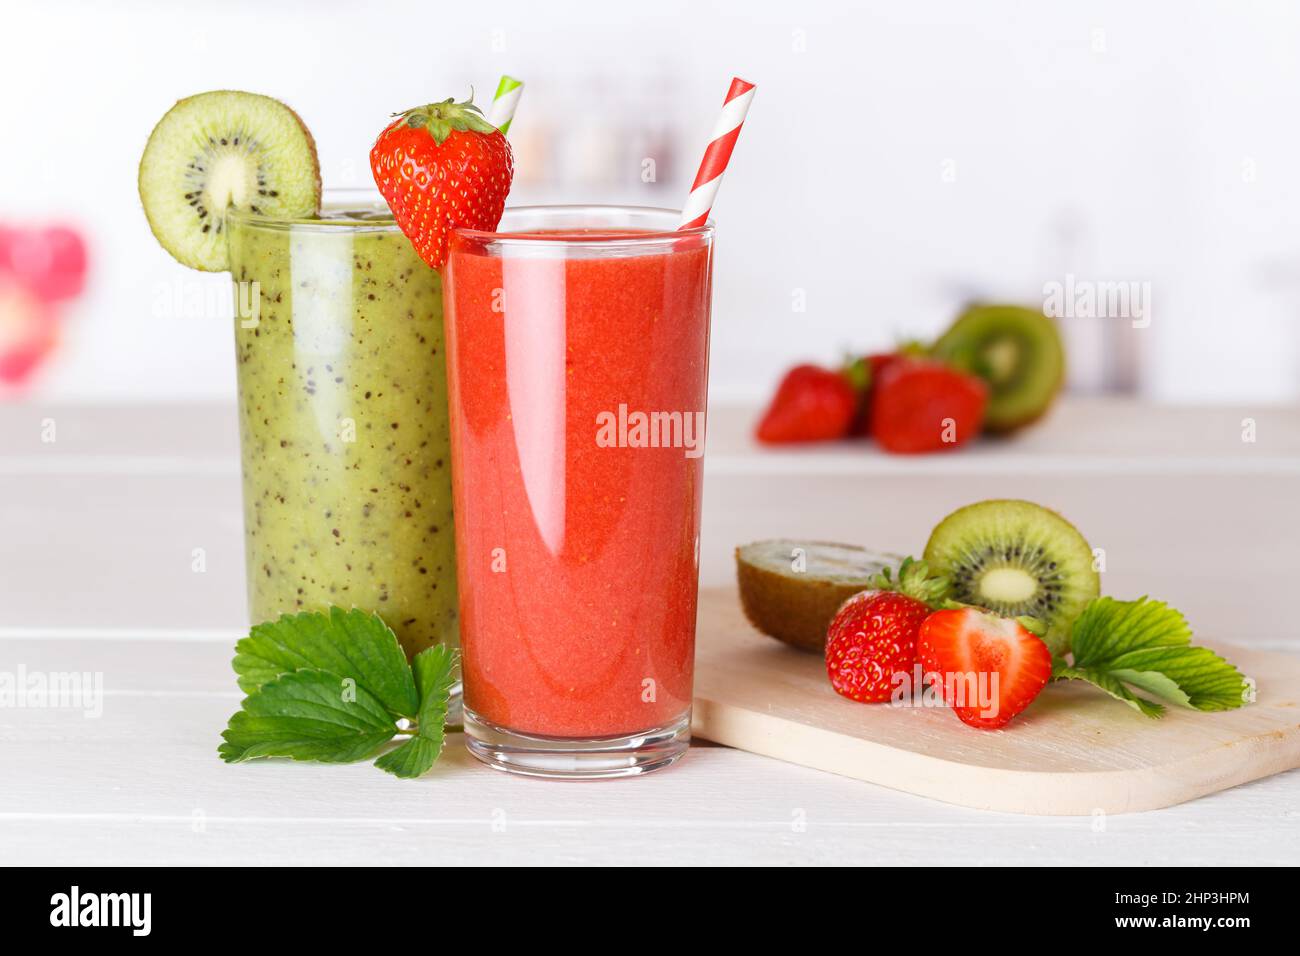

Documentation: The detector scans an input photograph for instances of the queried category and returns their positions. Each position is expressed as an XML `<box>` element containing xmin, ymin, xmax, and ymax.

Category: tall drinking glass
<box><xmin>443</xmin><ymin>206</ymin><xmax>714</xmax><ymax>777</ymax></box>
<box><xmin>225</xmin><ymin>191</ymin><xmax>460</xmax><ymax>663</ymax></box>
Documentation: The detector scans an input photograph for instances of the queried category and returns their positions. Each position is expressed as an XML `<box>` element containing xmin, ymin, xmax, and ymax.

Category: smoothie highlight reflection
<box><xmin>503</xmin><ymin>256</ymin><xmax>567</xmax><ymax>556</ymax></box>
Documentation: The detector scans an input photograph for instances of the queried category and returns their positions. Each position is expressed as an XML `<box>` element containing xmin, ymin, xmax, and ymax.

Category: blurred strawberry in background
<box><xmin>868</xmin><ymin>359</ymin><xmax>988</xmax><ymax>454</ymax></box>
<box><xmin>0</xmin><ymin>223</ymin><xmax>88</xmax><ymax>391</ymax></box>
<box><xmin>754</xmin><ymin>364</ymin><xmax>858</xmax><ymax>444</ymax></box>
<box><xmin>0</xmin><ymin>278</ymin><xmax>58</xmax><ymax>385</ymax></box>
<box><xmin>847</xmin><ymin>351</ymin><xmax>905</xmax><ymax>437</ymax></box>
<box><xmin>756</xmin><ymin>306</ymin><xmax>1064</xmax><ymax>455</ymax></box>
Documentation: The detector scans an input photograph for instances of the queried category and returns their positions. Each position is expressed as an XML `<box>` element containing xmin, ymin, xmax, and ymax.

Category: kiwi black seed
<box><xmin>736</xmin><ymin>540</ymin><xmax>901</xmax><ymax>653</ymax></box>
<box><xmin>138</xmin><ymin>90</ymin><xmax>321</xmax><ymax>271</ymax></box>
<box><xmin>931</xmin><ymin>304</ymin><xmax>1065</xmax><ymax>433</ymax></box>
<box><xmin>923</xmin><ymin>499</ymin><xmax>1099</xmax><ymax>655</ymax></box>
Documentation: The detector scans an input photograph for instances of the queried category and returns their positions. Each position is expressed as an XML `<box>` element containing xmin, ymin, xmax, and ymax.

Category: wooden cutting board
<box><xmin>691</xmin><ymin>588</ymin><xmax>1300</xmax><ymax>815</ymax></box>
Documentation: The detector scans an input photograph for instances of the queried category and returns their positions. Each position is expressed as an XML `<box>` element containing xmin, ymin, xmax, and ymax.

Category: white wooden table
<box><xmin>2</xmin><ymin>399</ymin><xmax>1298</xmax><ymax>865</ymax></box>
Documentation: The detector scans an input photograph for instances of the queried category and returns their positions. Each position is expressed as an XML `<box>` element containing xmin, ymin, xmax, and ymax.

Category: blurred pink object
<box><xmin>0</xmin><ymin>224</ymin><xmax>89</xmax><ymax>303</ymax></box>
<box><xmin>0</xmin><ymin>276</ymin><xmax>58</xmax><ymax>386</ymax></box>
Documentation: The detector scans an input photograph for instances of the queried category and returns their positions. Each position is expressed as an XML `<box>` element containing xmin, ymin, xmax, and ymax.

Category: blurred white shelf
<box><xmin>706</xmin><ymin>398</ymin><xmax>1300</xmax><ymax>475</ymax></box>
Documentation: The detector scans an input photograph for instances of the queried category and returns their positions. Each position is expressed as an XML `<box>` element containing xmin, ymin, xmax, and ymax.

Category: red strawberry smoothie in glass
<box><xmin>443</xmin><ymin>206</ymin><xmax>713</xmax><ymax>777</ymax></box>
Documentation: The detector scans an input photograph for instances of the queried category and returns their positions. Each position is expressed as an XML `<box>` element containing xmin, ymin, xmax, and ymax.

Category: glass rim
<box><xmin>225</xmin><ymin>188</ymin><xmax>396</xmax><ymax>232</ymax></box>
<box><xmin>453</xmin><ymin>205</ymin><xmax>714</xmax><ymax>246</ymax></box>
<box><xmin>225</xmin><ymin>198</ymin><xmax>715</xmax><ymax>244</ymax></box>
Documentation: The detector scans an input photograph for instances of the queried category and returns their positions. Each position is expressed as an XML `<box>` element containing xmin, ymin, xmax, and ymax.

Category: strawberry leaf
<box><xmin>1052</xmin><ymin>660</ymin><xmax>1166</xmax><ymax>718</ymax></box>
<box><xmin>219</xmin><ymin>669</ymin><xmax>398</xmax><ymax>764</ymax></box>
<box><xmin>232</xmin><ymin>608</ymin><xmax>419</xmax><ymax>719</ymax></box>
<box><xmin>1052</xmin><ymin>597</ymin><xmax>1250</xmax><ymax>717</ymax></box>
<box><xmin>375</xmin><ymin>645</ymin><xmax>458</xmax><ymax>779</ymax></box>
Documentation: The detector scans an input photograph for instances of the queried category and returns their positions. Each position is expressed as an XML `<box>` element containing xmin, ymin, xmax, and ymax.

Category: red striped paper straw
<box><xmin>678</xmin><ymin>77</ymin><xmax>756</xmax><ymax>230</ymax></box>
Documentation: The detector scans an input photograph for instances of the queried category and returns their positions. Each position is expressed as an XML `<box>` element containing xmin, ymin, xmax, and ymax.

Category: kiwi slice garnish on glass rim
<box><xmin>923</xmin><ymin>499</ymin><xmax>1099</xmax><ymax>655</ymax></box>
<box><xmin>736</xmin><ymin>540</ymin><xmax>901</xmax><ymax>653</ymax></box>
<box><xmin>138</xmin><ymin>90</ymin><xmax>321</xmax><ymax>271</ymax></box>
<box><xmin>931</xmin><ymin>304</ymin><xmax>1065</xmax><ymax>433</ymax></box>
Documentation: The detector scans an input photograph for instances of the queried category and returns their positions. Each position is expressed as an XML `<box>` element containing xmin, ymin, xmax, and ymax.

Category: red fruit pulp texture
<box><xmin>755</xmin><ymin>364</ymin><xmax>856</xmax><ymax>443</ymax></box>
<box><xmin>825</xmin><ymin>590</ymin><xmax>931</xmax><ymax>703</ymax></box>
<box><xmin>916</xmin><ymin>608</ymin><xmax>1052</xmax><ymax>729</ymax></box>
<box><xmin>443</xmin><ymin>229</ymin><xmax>711</xmax><ymax>738</ymax></box>
<box><xmin>869</xmin><ymin>359</ymin><xmax>988</xmax><ymax>454</ymax></box>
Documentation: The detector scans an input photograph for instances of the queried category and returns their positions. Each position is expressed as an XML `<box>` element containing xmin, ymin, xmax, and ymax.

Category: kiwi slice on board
<box><xmin>931</xmin><ymin>304</ymin><xmax>1064</xmax><ymax>433</ymax></box>
<box><xmin>736</xmin><ymin>540</ymin><xmax>901</xmax><ymax>653</ymax></box>
<box><xmin>138</xmin><ymin>90</ymin><xmax>321</xmax><ymax>271</ymax></box>
<box><xmin>923</xmin><ymin>499</ymin><xmax>1099</xmax><ymax>655</ymax></box>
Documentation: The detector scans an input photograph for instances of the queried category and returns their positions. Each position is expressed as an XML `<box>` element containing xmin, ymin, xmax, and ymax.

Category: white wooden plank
<box><xmin>2</xmin><ymin>635</ymin><xmax>1298</xmax><ymax>865</ymax></box>
<box><xmin>3</xmin><ymin>697</ymin><xmax>1298</xmax><ymax>866</ymax></box>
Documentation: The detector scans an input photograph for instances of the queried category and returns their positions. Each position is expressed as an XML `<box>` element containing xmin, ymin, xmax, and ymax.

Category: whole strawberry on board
<box><xmin>370</xmin><ymin>95</ymin><xmax>514</xmax><ymax>270</ymax></box>
<box><xmin>755</xmin><ymin>364</ymin><xmax>857</xmax><ymax>444</ymax></box>
<box><xmin>869</xmin><ymin>358</ymin><xmax>988</xmax><ymax>454</ymax></box>
<box><xmin>824</xmin><ymin>558</ymin><xmax>950</xmax><ymax>703</ymax></box>
<box><xmin>916</xmin><ymin>607</ymin><xmax>1052</xmax><ymax>729</ymax></box>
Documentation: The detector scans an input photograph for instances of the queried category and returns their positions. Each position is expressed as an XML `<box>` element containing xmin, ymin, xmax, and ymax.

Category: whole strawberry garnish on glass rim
<box><xmin>825</xmin><ymin>557</ymin><xmax>950</xmax><ymax>703</ymax></box>
<box><xmin>370</xmin><ymin>94</ymin><xmax>514</xmax><ymax>270</ymax></box>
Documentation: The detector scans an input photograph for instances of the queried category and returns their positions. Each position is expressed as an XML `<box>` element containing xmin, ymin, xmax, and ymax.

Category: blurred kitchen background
<box><xmin>2</xmin><ymin>0</ymin><xmax>1297</xmax><ymax>405</ymax></box>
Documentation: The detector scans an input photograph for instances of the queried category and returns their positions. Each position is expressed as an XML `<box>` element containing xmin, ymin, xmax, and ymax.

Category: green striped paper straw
<box><xmin>487</xmin><ymin>75</ymin><xmax>524</xmax><ymax>135</ymax></box>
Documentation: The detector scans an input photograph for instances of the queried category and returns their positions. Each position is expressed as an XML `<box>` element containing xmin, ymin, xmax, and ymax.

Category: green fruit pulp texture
<box><xmin>227</xmin><ymin>212</ymin><xmax>457</xmax><ymax>659</ymax></box>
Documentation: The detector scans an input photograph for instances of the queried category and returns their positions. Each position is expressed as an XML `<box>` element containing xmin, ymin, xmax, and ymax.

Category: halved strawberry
<box><xmin>916</xmin><ymin>607</ymin><xmax>1051</xmax><ymax>729</ymax></box>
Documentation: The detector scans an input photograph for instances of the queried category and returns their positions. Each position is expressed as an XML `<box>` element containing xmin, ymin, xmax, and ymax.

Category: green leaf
<box><xmin>232</xmin><ymin>608</ymin><xmax>419</xmax><ymax>719</ymax></box>
<box><xmin>219</xmin><ymin>669</ymin><xmax>398</xmax><ymax>764</ymax></box>
<box><xmin>1053</xmin><ymin>662</ymin><xmax>1166</xmax><ymax>718</ymax></box>
<box><xmin>1054</xmin><ymin>597</ymin><xmax>1250</xmax><ymax>717</ymax></box>
<box><xmin>375</xmin><ymin>645</ymin><xmax>458</xmax><ymax>779</ymax></box>
<box><xmin>373</xmin><ymin>735</ymin><xmax>440</xmax><ymax>779</ymax></box>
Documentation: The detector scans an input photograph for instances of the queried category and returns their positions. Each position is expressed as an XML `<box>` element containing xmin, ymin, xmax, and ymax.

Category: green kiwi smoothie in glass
<box><xmin>225</xmin><ymin>192</ymin><xmax>458</xmax><ymax>659</ymax></box>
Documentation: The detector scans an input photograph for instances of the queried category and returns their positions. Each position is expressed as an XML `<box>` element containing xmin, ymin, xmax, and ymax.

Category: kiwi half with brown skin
<box><xmin>923</xmin><ymin>499</ymin><xmax>1099</xmax><ymax>655</ymax></box>
<box><xmin>931</xmin><ymin>304</ymin><xmax>1065</xmax><ymax>433</ymax></box>
<box><xmin>138</xmin><ymin>90</ymin><xmax>321</xmax><ymax>271</ymax></box>
<box><xmin>736</xmin><ymin>540</ymin><xmax>901</xmax><ymax>653</ymax></box>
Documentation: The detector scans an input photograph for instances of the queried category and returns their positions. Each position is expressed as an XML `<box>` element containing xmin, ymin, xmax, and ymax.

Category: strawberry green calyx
<box><xmin>869</xmin><ymin>556</ymin><xmax>951</xmax><ymax>608</ymax></box>
<box><xmin>842</xmin><ymin>355</ymin><xmax>872</xmax><ymax>393</ymax></box>
<box><xmin>398</xmin><ymin>95</ymin><xmax>497</xmax><ymax>145</ymax></box>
